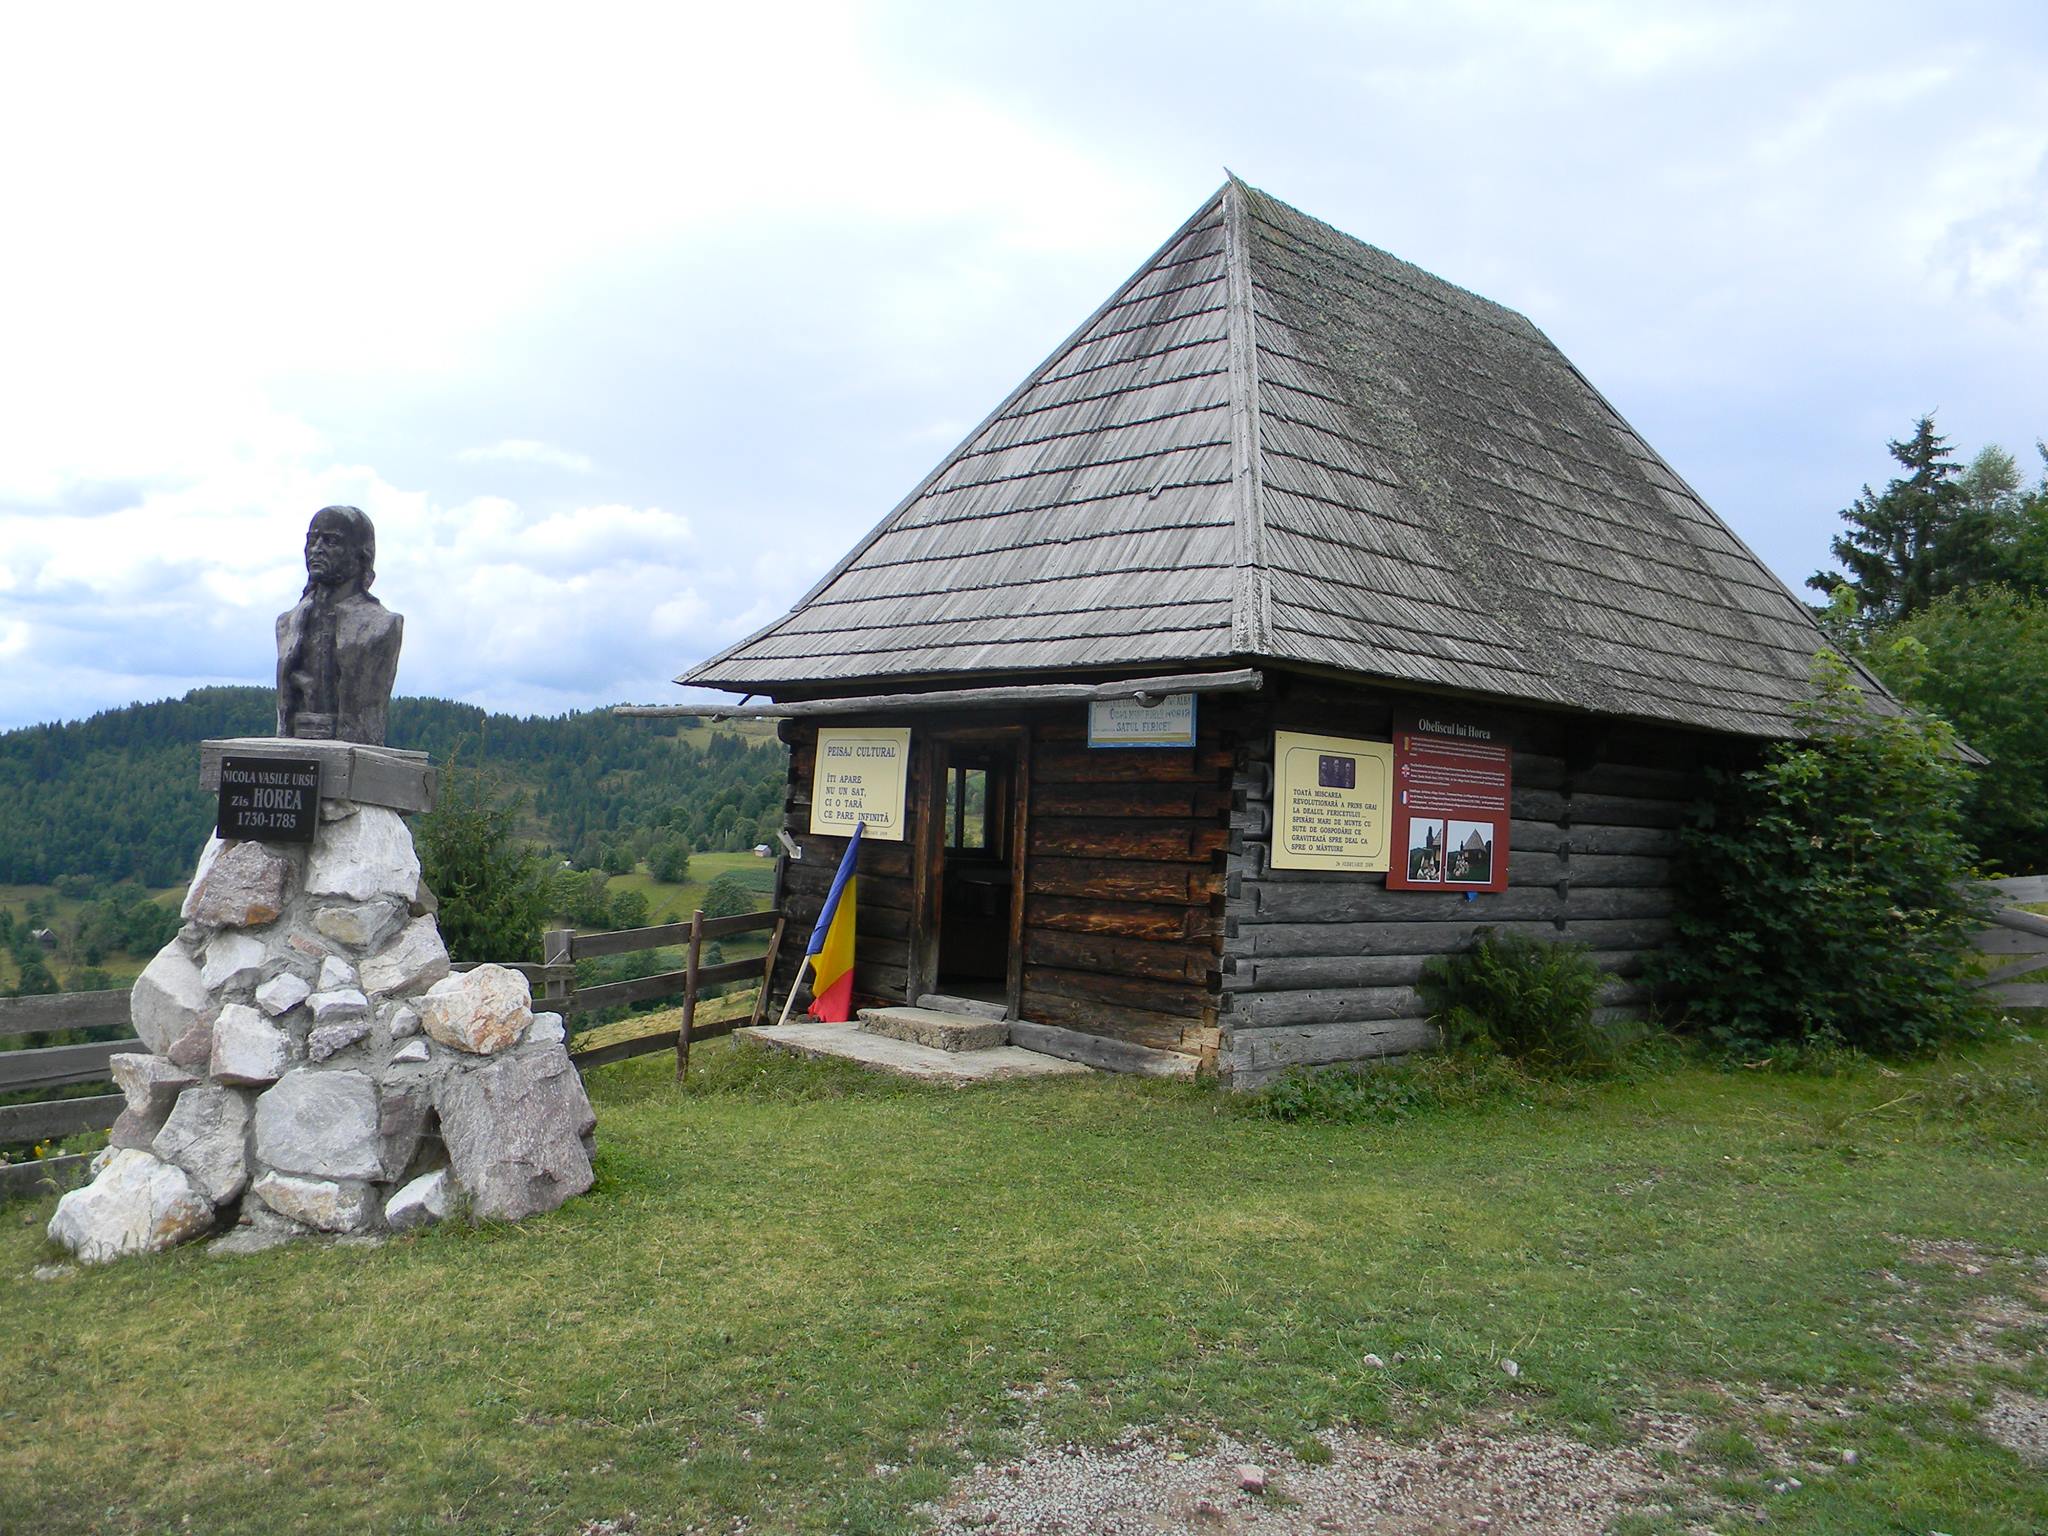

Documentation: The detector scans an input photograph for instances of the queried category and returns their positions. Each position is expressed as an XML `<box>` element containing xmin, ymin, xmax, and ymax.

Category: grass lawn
<box><xmin>3</xmin><ymin>1023</ymin><xmax>2045</xmax><ymax>1535</ymax></box>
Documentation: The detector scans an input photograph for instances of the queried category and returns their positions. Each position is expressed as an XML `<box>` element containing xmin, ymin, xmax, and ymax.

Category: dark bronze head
<box><xmin>303</xmin><ymin>505</ymin><xmax>377</xmax><ymax>595</ymax></box>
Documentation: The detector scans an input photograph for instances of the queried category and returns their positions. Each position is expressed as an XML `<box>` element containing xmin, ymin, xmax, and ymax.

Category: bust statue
<box><xmin>275</xmin><ymin>505</ymin><xmax>403</xmax><ymax>745</ymax></box>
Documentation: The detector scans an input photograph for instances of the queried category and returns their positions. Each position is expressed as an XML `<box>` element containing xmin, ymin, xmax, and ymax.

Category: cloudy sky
<box><xmin>2</xmin><ymin>1</ymin><xmax>2043</xmax><ymax>731</ymax></box>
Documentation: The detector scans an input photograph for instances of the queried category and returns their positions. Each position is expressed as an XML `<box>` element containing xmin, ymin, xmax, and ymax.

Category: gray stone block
<box><xmin>254</xmin><ymin>1069</ymin><xmax>382</xmax><ymax>1181</ymax></box>
<box><xmin>435</xmin><ymin>1042</ymin><xmax>595</xmax><ymax>1221</ymax></box>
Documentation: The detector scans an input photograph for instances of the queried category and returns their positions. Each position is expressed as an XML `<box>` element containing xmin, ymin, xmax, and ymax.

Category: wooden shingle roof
<box><xmin>686</xmin><ymin>180</ymin><xmax>1872</xmax><ymax>739</ymax></box>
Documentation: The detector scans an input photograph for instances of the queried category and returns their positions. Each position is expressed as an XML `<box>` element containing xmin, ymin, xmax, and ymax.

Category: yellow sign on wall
<box><xmin>1271</xmin><ymin>730</ymin><xmax>1394</xmax><ymax>872</ymax></box>
<box><xmin>809</xmin><ymin>727</ymin><xmax>911</xmax><ymax>841</ymax></box>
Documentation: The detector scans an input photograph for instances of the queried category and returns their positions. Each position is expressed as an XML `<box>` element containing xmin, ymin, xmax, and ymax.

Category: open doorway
<box><xmin>917</xmin><ymin>728</ymin><xmax>1027</xmax><ymax>1016</ymax></box>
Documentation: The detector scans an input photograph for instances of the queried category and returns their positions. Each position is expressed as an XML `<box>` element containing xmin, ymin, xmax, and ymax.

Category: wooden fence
<box><xmin>1974</xmin><ymin>874</ymin><xmax>2048</xmax><ymax>1009</ymax></box>
<box><xmin>0</xmin><ymin>907</ymin><xmax>786</xmax><ymax>1202</ymax></box>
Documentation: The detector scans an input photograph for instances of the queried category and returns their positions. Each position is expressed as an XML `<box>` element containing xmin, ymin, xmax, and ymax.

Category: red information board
<box><xmin>1387</xmin><ymin>711</ymin><xmax>1512</xmax><ymax>893</ymax></box>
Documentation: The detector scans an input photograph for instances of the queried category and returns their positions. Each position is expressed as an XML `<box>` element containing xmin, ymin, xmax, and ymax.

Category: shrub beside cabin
<box><xmin>679</xmin><ymin>180</ymin><xmax>1894</xmax><ymax>1088</ymax></box>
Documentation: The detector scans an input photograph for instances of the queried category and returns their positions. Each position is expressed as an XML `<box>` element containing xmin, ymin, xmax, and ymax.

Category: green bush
<box><xmin>1415</xmin><ymin>928</ymin><xmax>1618</xmax><ymax>1075</ymax></box>
<box><xmin>1658</xmin><ymin>653</ymin><xmax>1985</xmax><ymax>1057</ymax></box>
<box><xmin>701</xmin><ymin>872</ymin><xmax>759</xmax><ymax>920</ymax></box>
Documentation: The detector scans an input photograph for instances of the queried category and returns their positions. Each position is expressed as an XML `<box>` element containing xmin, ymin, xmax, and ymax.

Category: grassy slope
<box><xmin>2</xmin><ymin>1026</ymin><xmax>2045</xmax><ymax>1535</ymax></box>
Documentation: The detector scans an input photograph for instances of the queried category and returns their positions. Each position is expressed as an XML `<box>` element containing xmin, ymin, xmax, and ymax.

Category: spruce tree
<box><xmin>1808</xmin><ymin>416</ymin><xmax>1983</xmax><ymax>626</ymax></box>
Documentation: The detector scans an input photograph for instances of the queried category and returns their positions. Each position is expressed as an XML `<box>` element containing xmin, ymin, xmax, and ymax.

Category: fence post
<box><xmin>541</xmin><ymin>928</ymin><xmax>575</xmax><ymax>1013</ymax></box>
<box><xmin>677</xmin><ymin>910</ymin><xmax>705</xmax><ymax>1080</ymax></box>
<box><xmin>750</xmin><ymin>915</ymin><xmax>787</xmax><ymax>1029</ymax></box>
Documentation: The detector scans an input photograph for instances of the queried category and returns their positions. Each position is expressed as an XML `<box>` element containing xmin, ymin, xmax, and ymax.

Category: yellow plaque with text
<box><xmin>809</xmin><ymin>727</ymin><xmax>911</xmax><ymax>841</ymax></box>
<box><xmin>1270</xmin><ymin>730</ymin><xmax>1393</xmax><ymax>872</ymax></box>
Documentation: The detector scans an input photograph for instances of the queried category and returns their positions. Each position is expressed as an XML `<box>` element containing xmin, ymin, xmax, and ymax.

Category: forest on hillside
<box><xmin>0</xmin><ymin>687</ymin><xmax>786</xmax><ymax>886</ymax></box>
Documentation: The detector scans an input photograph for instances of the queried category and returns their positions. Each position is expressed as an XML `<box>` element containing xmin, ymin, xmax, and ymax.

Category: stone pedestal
<box><xmin>46</xmin><ymin>748</ymin><xmax>594</xmax><ymax>1264</ymax></box>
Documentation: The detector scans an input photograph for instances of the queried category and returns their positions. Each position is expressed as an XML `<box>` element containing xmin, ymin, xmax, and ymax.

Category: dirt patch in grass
<box><xmin>1983</xmin><ymin>1390</ymin><xmax>2048</xmax><ymax>1465</ymax></box>
<box><xmin>923</xmin><ymin>1418</ymin><xmax>1700</xmax><ymax>1536</ymax></box>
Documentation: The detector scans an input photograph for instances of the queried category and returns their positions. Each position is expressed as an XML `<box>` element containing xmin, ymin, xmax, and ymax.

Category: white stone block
<box><xmin>384</xmin><ymin>1169</ymin><xmax>453</xmax><ymax>1231</ymax></box>
<box><xmin>131</xmin><ymin>942</ymin><xmax>211</xmax><ymax>1055</ymax></box>
<box><xmin>305</xmin><ymin>806</ymin><xmax>420</xmax><ymax>904</ymax></box>
<box><xmin>210</xmin><ymin>1003</ymin><xmax>290</xmax><ymax>1086</ymax></box>
<box><xmin>256</xmin><ymin>972</ymin><xmax>312</xmax><ymax>1018</ymax></box>
<box><xmin>47</xmin><ymin>1149</ymin><xmax>215</xmax><ymax>1263</ymax></box>
<box><xmin>359</xmin><ymin>916</ymin><xmax>450</xmax><ymax>998</ymax></box>
<box><xmin>200</xmin><ymin>932</ymin><xmax>267</xmax><ymax>993</ymax></box>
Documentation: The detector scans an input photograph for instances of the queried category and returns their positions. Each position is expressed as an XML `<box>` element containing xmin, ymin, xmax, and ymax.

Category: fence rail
<box><xmin>1973</xmin><ymin>884</ymin><xmax>2048</xmax><ymax>1008</ymax></box>
<box><xmin>1</xmin><ymin>904</ymin><xmax>790</xmax><ymax>1201</ymax></box>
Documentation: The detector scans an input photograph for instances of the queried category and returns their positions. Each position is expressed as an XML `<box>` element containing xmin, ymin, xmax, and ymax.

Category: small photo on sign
<box><xmin>1317</xmin><ymin>754</ymin><xmax>1356</xmax><ymax>790</ymax></box>
<box><xmin>1405</xmin><ymin>818</ymin><xmax>1446</xmax><ymax>883</ymax></box>
<box><xmin>1444</xmin><ymin>819</ymin><xmax>1497</xmax><ymax>885</ymax></box>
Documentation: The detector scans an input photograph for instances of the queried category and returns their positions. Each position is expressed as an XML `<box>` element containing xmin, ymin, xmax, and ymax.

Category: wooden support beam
<box><xmin>613</xmin><ymin>668</ymin><xmax>1264</xmax><ymax>720</ymax></box>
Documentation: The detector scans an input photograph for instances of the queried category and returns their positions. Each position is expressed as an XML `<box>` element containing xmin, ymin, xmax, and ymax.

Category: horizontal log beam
<box><xmin>0</xmin><ymin>989</ymin><xmax>132</xmax><ymax>1039</ymax></box>
<box><xmin>0</xmin><ymin>1093</ymin><xmax>124</xmax><ymax>1144</ymax></box>
<box><xmin>1027</xmin><ymin>856</ymin><xmax>1214</xmax><ymax>904</ymax></box>
<box><xmin>1226</xmin><ymin>1017</ymin><xmax>1439</xmax><ymax>1072</ymax></box>
<box><xmin>569</xmin><ymin>911</ymin><xmax>777</xmax><ymax>959</ymax></box>
<box><xmin>1234</xmin><ymin>917</ymin><xmax>1672</xmax><ymax>959</ymax></box>
<box><xmin>0</xmin><ymin>1038</ymin><xmax>147</xmax><ymax>1094</ymax></box>
<box><xmin>1008</xmin><ymin>1020</ymin><xmax>1199</xmax><ymax>1079</ymax></box>
<box><xmin>0</xmin><ymin>1153</ymin><xmax>94</xmax><ymax>1200</ymax></box>
<box><xmin>1016</xmin><ymin>989</ymin><xmax>1198</xmax><ymax>1053</ymax></box>
<box><xmin>1032</xmin><ymin>746</ymin><xmax>1233</xmax><ymax>786</ymax></box>
<box><xmin>1225</xmin><ymin>985</ymin><xmax>1426</xmax><ymax>1029</ymax></box>
<box><xmin>1025</xmin><ymin>928</ymin><xmax>1212</xmax><ymax>983</ymax></box>
<box><xmin>1025</xmin><ymin>895</ymin><xmax>1214</xmax><ymax>941</ymax></box>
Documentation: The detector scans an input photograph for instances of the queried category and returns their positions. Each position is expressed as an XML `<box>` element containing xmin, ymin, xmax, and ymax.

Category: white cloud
<box><xmin>457</xmin><ymin>440</ymin><xmax>596</xmax><ymax>473</ymax></box>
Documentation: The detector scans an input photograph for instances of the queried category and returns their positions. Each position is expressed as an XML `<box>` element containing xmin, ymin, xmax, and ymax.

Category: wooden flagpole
<box><xmin>774</xmin><ymin>955</ymin><xmax>813</xmax><ymax>1028</ymax></box>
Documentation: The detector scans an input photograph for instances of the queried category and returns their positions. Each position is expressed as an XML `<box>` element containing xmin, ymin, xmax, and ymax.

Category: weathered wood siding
<box><xmin>1018</xmin><ymin>713</ymin><xmax>1231</xmax><ymax>1064</ymax></box>
<box><xmin>764</xmin><ymin>674</ymin><xmax>1730</xmax><ymax>1088</ymax></box>
<box><xmin>1214</xmin><ymin>678</ymin><xmax>1731</xmax><ymax>1090</ymax></box>
<box><xmin>769</xmin><ymin>708</ymin><xmax>1234</xmax><ymax>1065</ymax></box>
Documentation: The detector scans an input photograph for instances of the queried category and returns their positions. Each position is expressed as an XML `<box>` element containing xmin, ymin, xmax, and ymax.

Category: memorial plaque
<box><xmin>216</xmin><ymin>755</ymin><xmax>322</xmax><ymax>843</ymax></box>
<box><xmin>1270</xmin><ymin>730</ymin><xmax>1394</xmax><ymax>872</ymax></box>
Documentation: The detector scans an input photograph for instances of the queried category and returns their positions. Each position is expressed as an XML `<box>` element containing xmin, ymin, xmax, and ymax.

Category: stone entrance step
<box><xmin>858</xmin><ymin>1005</ymin><xmax>1008</xmax><ymax>1053</ymax></box>
<box><xmin>736</xmin><ymin>1021</ymin><xmax>1088</xmax><ymax>1085</ymax></box>
<box><xmin>914</xmin><ymin>993</ymin><xmax>1009</xmax><ymax>1022</ymax></box>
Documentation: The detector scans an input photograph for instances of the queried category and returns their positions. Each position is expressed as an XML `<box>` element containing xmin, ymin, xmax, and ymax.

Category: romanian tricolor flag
<box><xmin>804</xmin><ymin>821</ymin><xmax>863</xmax><ymax>1022</ymax></box>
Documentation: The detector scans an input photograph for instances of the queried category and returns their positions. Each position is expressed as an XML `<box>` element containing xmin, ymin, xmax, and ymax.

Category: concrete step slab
<box><xmin>736</xmin><ymin>1022</ymin><xmax>1089</xmax><ymax>1085</ymax></box>
<box><xmin>859</xmin><ymin>1005</ymin><xmax>1008</xmax><ymax>1052</ymax></box>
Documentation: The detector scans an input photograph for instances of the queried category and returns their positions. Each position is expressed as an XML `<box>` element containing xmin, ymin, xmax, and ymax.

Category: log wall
<box><xmin>766</xmin><ymin>672</ymin><xmax>1744</xmax><ymax>1088</ymax></box>
<box><xmin>1017</xmin><ymin>713</ymin><xmax>1232</xmax><ymax>1063</ymax></box>
<box><xmin>1213</xmin><ymin>677</ymin><xmax>1741</xmax><ymax>1090</ymax></box>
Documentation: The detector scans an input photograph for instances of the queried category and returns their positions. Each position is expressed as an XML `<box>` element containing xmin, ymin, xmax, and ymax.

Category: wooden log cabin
<box><xmin>674</xmin><ymin>179</ymin><xmax>1897</xmax><ymax>1088</ymax></box>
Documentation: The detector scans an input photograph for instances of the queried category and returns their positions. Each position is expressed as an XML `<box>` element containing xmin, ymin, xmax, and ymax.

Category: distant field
<box><xmin>0</xmin><ymin>883</ymin><xmax>183</xmax><ymax>992</ymax></box>
<box><xmin>605</xmin><ymin>852</ymin><xmax>776</xmax><ymax>927</ymax></box>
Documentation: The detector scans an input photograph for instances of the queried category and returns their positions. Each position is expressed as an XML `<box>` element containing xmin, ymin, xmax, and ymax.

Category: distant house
<box><xmin>752</xmin><ymin>844</ymin><xmax>773</xmax><ymax>858</ymax></box>
<box><xmin>678</xmin><ymin>179</ymin><xmax>1897</xmax><ymax>1086</ymax></box>
<box><xmin>30</xmin><ymin>928</ymin><xmax>56</xmax><ymax>950</ymax></box>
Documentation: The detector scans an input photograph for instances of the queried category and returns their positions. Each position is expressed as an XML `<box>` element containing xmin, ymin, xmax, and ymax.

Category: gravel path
<box><xmin>923</xmin><ymin>1419</ymin><xmax>1697</xmax><ymax>1535</ymax></box>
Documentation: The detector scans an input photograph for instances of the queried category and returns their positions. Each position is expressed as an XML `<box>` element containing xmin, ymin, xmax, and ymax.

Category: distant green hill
<box><xmin>0</xmin><ymin>688</ymin><xmax>786</xmax><ymax>886</ymax></box>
